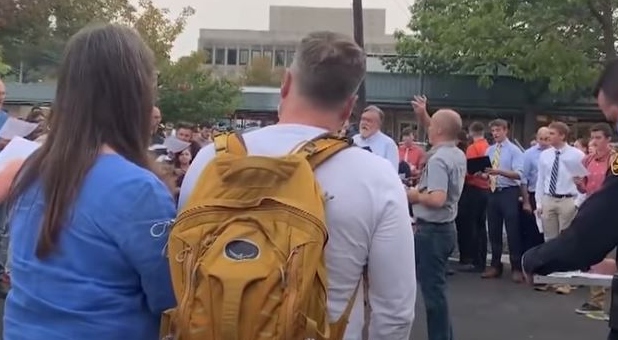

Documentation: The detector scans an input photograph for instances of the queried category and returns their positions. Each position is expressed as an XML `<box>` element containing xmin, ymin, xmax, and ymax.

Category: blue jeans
<box><xmin>415</xmin><ymin>220</ymin><xmax>456</xmax><ymax>340</ymax></box>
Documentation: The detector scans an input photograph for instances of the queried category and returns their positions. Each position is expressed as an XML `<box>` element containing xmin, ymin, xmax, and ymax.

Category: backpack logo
<box><xmin>224</xmin><ymin>239</ymin><xmax>260</xmax><ymax>261</ymax></box>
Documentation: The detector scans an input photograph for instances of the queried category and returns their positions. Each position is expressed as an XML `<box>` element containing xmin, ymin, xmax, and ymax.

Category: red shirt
<box><xmin>465</xmin><ymin>138</ymin><xmax>490</xmax><ymax>189</ymax></box>
<box><xmin>398</xmin><ymin>144</ymin><xmax>426</xmax><ymax>171</ymax></box>
<box><xmin>583</xmin><ymin>149</ymin><xmax>615</xmax><ymax>195</ymax></box>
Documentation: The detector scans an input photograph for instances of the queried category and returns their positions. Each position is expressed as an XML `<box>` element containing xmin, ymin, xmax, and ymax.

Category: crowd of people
<box><xmin>0</xmin><ymin>22</ymin><xmax>618</xmax><ymax>340</ymax></box>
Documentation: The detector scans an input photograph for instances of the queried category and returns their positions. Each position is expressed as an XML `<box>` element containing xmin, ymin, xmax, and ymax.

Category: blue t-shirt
<box><xmin>4</xmin><ymin>154</ymin><xmax>177</xmax><ymax>340</ymax></box>
<box><xmin>0</xmin><ymin>110</ymin><xmax>8</xmax><ymax>130</ymax></box>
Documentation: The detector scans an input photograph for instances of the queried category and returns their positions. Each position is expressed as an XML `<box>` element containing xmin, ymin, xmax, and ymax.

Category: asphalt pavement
<box><xmin>412</xmin><ymin>270</ymin><xmax>608</xmax><ymax>340</ymax></box>
<box><xmin>0</xmin><ymin>271</ymin><xmax>607</xmax><ymax>340</ymax></box>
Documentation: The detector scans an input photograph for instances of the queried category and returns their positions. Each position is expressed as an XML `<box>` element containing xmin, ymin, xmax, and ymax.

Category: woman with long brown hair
<box><xmin>4</xmin><ymin>24</ymin><xmax>176</xmax><ymax>339</ymax></box>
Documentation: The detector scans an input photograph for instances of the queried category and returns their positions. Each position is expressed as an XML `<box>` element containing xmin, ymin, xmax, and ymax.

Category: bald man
<box><xmin>520</xmin><ymin>127</ymin><xmax>550</xmax><ymax>254</ymax></box>
<box><xmin>407</xmin><ymin>108</ymin><xmax>466</xmax><ymax>340</ymax></box>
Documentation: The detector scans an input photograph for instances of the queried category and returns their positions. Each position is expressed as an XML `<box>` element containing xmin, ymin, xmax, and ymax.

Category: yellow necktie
<box><xmin>490</xmin><ymin>144</ymin><xmax>502</xmax><ymax>192</ymax></box>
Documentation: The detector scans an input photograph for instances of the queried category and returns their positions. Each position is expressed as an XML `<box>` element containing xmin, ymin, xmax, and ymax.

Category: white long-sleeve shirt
<box><xmin>180</xmin><ymin>124</ymin><xmax>416</xmax><ymax>340</ymax></box>
<box><xmin>535</xmin><ymin>144</ymin><xmax>585</xmax><ymax>209</ymax></box>
<box><xmin>353</xmin><ymin>131</ymin><xmax>400</xmax><ymax>171</ymax></box>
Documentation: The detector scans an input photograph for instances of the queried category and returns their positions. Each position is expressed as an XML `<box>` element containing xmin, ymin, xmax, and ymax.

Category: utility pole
<box><xmin>352</xmin><ymin>0</ymin><xmax>367</xmax><ymax>119</ymax></box>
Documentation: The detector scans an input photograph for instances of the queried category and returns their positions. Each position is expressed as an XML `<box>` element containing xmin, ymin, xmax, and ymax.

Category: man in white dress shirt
<box><xmin>535</xmin><ymin>121</ymin><xmax>584</xmax><ymax>293</ymax></box>
<box><xmin>353</xmin><ymin>105</ymin><xmax>399</xmax><ymax>170</ymax></box>
<box><xmin>179</xmin><ymin>31</ymin><xmax>416</xmax><ymax>339</ymax></box>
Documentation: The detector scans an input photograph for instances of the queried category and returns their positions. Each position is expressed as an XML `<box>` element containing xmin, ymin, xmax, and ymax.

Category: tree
<box><xmin>129</xmin><ymin>0</ymin><xmax>195</xmax><ymax>66</ymax></box>
<box><xmin>243</xmin><ymin>57</ymin><xmax>284</xmax><ymax>87</ymax></box>
<box><xmin>157</xmin><ymin>51</ymin><xmax>241</xmax><ymax>123</ymax></box>
<box><xmin>386</xmin><ymin>0</ymin><xmax>613</xmax><ymax>94</ymax></box>
<box><xmin>0</xmin><ymin>49</ymin><xmax>9</xmax><ymax>75</ymax></box>
<box><xmin>0</xmin><ymin>0</ymin><xmax>194</xmax><ymax>81</ymax></box>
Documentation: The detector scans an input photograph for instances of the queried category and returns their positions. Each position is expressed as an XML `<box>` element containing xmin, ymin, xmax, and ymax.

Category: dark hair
<box><xmin>575</xmin><ymin>137</ymin><xmax>589</xmax><ymax>149</ymax></box>
<box><xmin>401</xmin><ymin>127</ymin><xmax>414</xmax><ymax>137</ymax></box>
<box><xmin>293</xmin><ymin>31</ymin><xmax>366</xmax><ymax>109</ymax></box>
<box><xmin>9</xmin><ymin>24</ymin><xmax>157</xmax><ymax>258</ymax></box>
<box><xmin>548</xmin><ymin>121</ymin><xmax>570</xmax><ymax>136</ymax></box>
<box><xmin>488</xmin><ymin>119</ymin><xmax>509</xmax><ymax>129</ymax></box>
<box><xmin>468</xmin><ymin>121</ymin><xmax>485</xmax><ymax>135</ymax></box>
<box><xmin>173</xmin><ymin>148</ymin><xmax>192</xmax><ymax>168</ymax></box>
<box><xmin>594</xmin><ymin>59</ymin><xmax>618</xmax><ymax>103</ymax></box>
<box><xmin>590</xmin><ymin>122</ymin><xmax>613</xmax><ymax>138</ymax></box>
<box><xmin>456</xmin><ymin>130</ymin><xmax>469</xmax><ymax>152</ymax></box>
<box><xmin>176</xmin><ymin>121</ymin><xmax>195</xmax><ymax>132</ymax></box>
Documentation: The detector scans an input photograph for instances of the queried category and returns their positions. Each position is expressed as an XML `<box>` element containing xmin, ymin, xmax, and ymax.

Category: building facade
<box><xmin>197</xmin><ymin>5</ymin><xmax>396</xmax><ymax>76</ymax></box>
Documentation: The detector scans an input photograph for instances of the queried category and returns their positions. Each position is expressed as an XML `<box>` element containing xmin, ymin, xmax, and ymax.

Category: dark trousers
<box><xmin>416</xmin><ymin>221</ymin><xmax>456</xmax><ymax>340</ymax></box>
<box><xmin>455</xmin><ymin>185</ymin><xmax>489</xmax><ymax>268</ymax></box>
<box><xmin>609</xmin><ymin>329</ymin><xmax>618</xmax><ymax>340</ymax></box>
<box><xmin>520</xmin><ymin>192</ymin><xmax>544</xmax><ymax>252</ymax></box>
<box><xmin>486</xmin><ymin>186</ymin><xmax>522</xmax><ymax>270</ymax></box>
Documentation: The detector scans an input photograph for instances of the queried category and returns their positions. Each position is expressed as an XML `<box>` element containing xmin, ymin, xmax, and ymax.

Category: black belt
<box><xmin>416</xmin><ymin>218</ymin><xmax>454</xmax><ymax>225</ymax></box>
<box><xmin>493</xmin><ymin>186</ymin><xmax>518</xmax><ymax>192</ymax></box>
<box><xmin>546</xmin><ymin>193</ymin><xmax>574</xmax><ymax>199</ymax></box>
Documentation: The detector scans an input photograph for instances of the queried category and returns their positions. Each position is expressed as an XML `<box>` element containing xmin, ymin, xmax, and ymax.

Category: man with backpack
<box><xmin>169</xmin><ymin>31</ymin><xmax>416</xmax><ymax>340</ymax></box>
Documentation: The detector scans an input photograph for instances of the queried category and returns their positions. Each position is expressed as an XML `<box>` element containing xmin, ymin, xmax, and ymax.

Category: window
<box><xmin>227</xmin><ymin>48</ymin><xmax>237</xmax><ymax>65</ymax></box>
<box><xmin>251</xmin><ymin>50</ymin><xmax>262</xmax><ymax>61</ymax></box>
<box><xmin>286</xmin><ymin>50</ymin><xmax>295</xmax><ymax>66</ymax></box>
<box><xmin>274</xmin><ymin>50</ymin><xmax>285</xmax><ymax>67</ymax></box>
<box><xmin>214</xmin><ymin>48</ymin><xmax>225</xmax><ymax>65</ymax></box>
<box><xmin>239</xmin><ymin>49</ymin><xmax>249</xmax><ymax>65</ymax></box>
<box><xmin>202</xmin><ymin>46</ymin><xmax>213</xmax><ymax>64</ymax></box>
<box><xmin>263</xmin><ymin>50</ymin><xmax>273</xmax><ymax>63</ymax></box>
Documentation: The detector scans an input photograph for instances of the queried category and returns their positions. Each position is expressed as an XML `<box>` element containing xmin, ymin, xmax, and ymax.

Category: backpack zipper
<box><xmin>175</xmin><ymin>199</ymin><xmax>327</xmax><ymax>239</ymax></box>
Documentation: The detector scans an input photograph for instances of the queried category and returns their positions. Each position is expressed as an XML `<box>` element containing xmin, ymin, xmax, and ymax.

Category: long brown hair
<box><xmin>9</xmin><ymin>24</ymin><xmax>157</xmax><ymax>258</ymax></box>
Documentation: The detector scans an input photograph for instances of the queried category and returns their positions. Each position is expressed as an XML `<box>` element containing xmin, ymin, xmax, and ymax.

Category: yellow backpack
<box><xmin>161</xmin><ymin>132</ymin><xmax>359</xmax><ymax>340</ymax></box>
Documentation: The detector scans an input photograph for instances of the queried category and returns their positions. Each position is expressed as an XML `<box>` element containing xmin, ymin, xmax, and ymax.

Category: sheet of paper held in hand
<box><xmin>0</xmin><ymin>137</ymin><xmax>41</xmax><ymax>171</ymax></box>
<box><xmin>533</xmin><ymin>271</ymin><xmax>612</xmax><ymax>287</ymax></box>
<box><xmin>0</xmin><ymin>117</ymin><xmax>39</xmax><ymax>140</ymax></box>
<box><xmin>163</xmin><ymin>136</ymin><xmax>191</xmax><ymax>154</ymax></box>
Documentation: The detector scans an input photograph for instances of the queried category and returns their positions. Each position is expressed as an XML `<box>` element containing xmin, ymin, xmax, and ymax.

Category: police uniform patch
<box><xmin>611</xmin><ymin>153</ymin><xmax>618</xmax><ymax>176</ymax></box>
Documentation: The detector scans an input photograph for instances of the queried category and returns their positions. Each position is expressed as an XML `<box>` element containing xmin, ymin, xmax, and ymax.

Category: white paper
<box><xmin>0</xmin><ymin>117</ymin><xmax>39</xmax><ymax>140</ymax></box>
<box><xmin>148</xmin><ymin>144</ymin><xmax>166</xmax><ymax>151</ymax></box>
<box><xmin>0</xmin><ymin>137</ymin><xmax>40</xmax><ymax>171</ymax></box>
<box><xmin>163</xmin><ymin>136</ymin><xmax>190</xmax><ymax>154</ymax></box>
<box><xmin>562</xmin><ymin>158</ymin><xmax>589</xmax><ymax>177</ymax></box>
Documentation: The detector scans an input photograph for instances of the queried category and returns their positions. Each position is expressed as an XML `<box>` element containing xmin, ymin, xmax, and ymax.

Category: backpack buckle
<box><xmin>301</xmin><ymin>141</ymin><xmax>318</xmax><ymax>156</ymax></box>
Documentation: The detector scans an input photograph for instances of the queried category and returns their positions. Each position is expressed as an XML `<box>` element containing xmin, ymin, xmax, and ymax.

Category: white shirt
<box><xmin>353</xmin><ymin>131</ymin><xmax>399</xmax><ymax>170</ymax></box>
<box><xmin>179</xmin><ymin>124</ymin><xmax>416</xmax><ymax>340</ymax></box>
<box><xmin>535</xmin><ymin>144</ymin><xmax>585</xmax><ymax>208</ymax></box>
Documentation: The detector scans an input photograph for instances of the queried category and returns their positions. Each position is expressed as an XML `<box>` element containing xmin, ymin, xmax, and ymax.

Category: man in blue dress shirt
<box><xmin>0</xmin><ymin>79</ymin><xmax>9</xmax><ymax>129</ymax></box>
<box><xmin>353</xmin><ymin>105</ymin><xmax>399</xmax><ymax>171</ymax></box>
<box><xmin>520</xmin><ymin>127</ymin><xmax>550</xmax><ymax>252</ymax></box>
<box><xmin>482</xmin><ymin>119</ymin><xmax>525</xmax><ymax>282</ymax></box>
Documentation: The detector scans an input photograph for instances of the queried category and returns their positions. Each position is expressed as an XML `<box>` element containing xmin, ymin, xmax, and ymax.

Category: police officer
<box><xmin>522</xmin><ymin>59</ymin><xmax>618</xmax><ymax>340</ymax></box>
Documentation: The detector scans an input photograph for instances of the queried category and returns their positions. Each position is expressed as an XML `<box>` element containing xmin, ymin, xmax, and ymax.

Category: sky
<box><xmin>149</xmin><ymin>0</ymin><xmax>414</xmax><ymax>59</ymax></box>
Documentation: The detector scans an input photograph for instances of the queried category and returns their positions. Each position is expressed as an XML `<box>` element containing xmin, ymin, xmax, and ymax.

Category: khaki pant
<box><xmin>541</xmin><ymin>196</ymin><xmax>577</xmax><ymax>240</ymax></box>
<box><xmin>587</xmin><ymin>248</ymin><xmax>617</xmax><ymax>309</ymax></box>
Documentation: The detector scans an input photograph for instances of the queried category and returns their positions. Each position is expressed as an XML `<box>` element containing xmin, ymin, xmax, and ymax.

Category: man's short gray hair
<box><xmin>362</xmin><ymin>105</ymin><xmax>384</xmax><ymax>121</ymax></box>
<box><xmin>291</xmin><ymin>31</ymin><xmax>366</xmax><ymax>109</ymax></box>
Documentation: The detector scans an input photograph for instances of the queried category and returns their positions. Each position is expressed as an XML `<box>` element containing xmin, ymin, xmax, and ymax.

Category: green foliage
<box><xmin>0</xmin><ymin>0</ymin><xmax>194</xmax><ymax>81</ymax></box>
<box><xmin>242</xmin><ymin>57</ymin><xmax>284</xmax><ymax>87</ymax></box>
<box><xmin>386</xmin><ymin>0</ymin><xmax>613</xmax><ymax>94</ymax></box>
<box><xmin>157</xmin><ymin>51</ymin><xmax>241</xmax><ymax>123</ymax></box>
<box><xmin>0</xmin><ymin>46</ymin><xmax>9</xmax><ymax>75</ymax></box>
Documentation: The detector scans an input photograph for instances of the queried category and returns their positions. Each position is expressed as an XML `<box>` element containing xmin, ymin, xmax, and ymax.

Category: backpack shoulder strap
<box><xmin>295</xmin><ymin>134</ymin><xmax>352</xmax><ymax>169</ymax></box>
<box><xmin>214</xmin><ymin>131</ymin><xmax>247</xmax><ymax>156</ymax></box>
